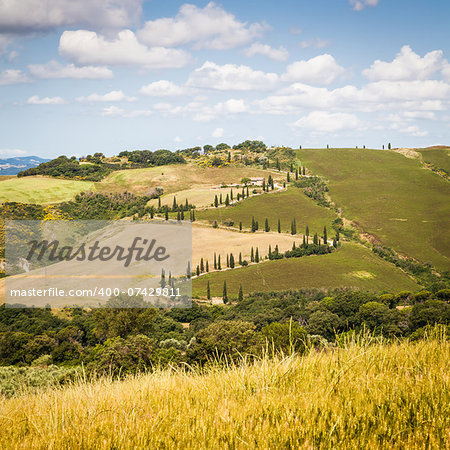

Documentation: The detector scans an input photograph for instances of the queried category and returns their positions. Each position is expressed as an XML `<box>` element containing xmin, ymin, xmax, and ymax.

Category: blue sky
<box><xmin>0</xmin><ymin>0</ymin><xmax>449</xmax><ymax>158</ymax></box>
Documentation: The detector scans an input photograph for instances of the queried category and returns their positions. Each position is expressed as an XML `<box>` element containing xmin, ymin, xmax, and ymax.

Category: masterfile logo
<box><xmin>5</xmin><ymin>220</ymin><xmax>192</xmax><ymax>308</ymax></box>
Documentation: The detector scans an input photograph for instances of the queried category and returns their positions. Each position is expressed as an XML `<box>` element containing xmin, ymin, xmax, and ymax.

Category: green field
<box><xmin>196</xmin><ymin>187</ymin><xmax>337</xmax><ymax>235</ymax></box>
<box><xmin>192</xmin><ymin>243</ymin><xmax>419</xmax><ymax>298</ymax></box>
<box><xmin>298</xmin><ymin>148</ymin><xmax>450</xmax><ymax>271</ymax></box>
<box><xmin>99</xmin><ymin>164</ymin><xmax>281</xmax><ymax>196</ymax></box>
<box><xmin>417</xmin><ymin>146</ymin><xmax>450</xmax><ymax>173</ymax></box>
<box><xmin>0</xmin><ymin>176</ymin><xmax>95</xmax><ymax>204</ymax></box>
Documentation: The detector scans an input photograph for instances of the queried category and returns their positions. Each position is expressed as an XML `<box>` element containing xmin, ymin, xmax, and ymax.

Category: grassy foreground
<box><xmin>0</xmin><ymin>334</ymin><xmax>448</xmax><ymax>449</ymax></box>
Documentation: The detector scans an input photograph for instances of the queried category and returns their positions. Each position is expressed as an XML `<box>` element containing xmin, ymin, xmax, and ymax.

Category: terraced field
<box><xmin>192</xmin><ymin>243</ymin><xmax>419</xmax><ymax>298</ymax></box>
<box><xmin>298</xmin><ymin>148</ymin><xmax>450</xmax><ymax>271</ymax></box>
<box><xmin>0</xmin><ymin>176</ymin><xmax>95</xmax><ymax>204</ymax></box>
<box><xmin>195</xmin><ymin>187</ymin><xmax>337</xmax><ymax>236</ymax></box>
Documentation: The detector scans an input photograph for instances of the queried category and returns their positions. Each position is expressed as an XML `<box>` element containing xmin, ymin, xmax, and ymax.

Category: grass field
<box><xmin>0</xmin><ymin>176</ymin><xmax>95</xmax><ymax>204</ymax></box>
<box><xmin>192</xmin><ymin>243</ymin><xmax>419</xmax><ymax>298</ymax></box>
<box><xmin>98</xmin><ymin>164</ymin><xmax>281</xmax><ymax>196</ymax></box>
<box><xmin>0</xmin><ymin>335</ymin><xmax>447</xmax><ymax>449</ymax></box>
<box><xmin>149</xmin><ymin>186</ymin><xmax>245</xmax><ymax>209</ymax></box>
<box><xmin>191</xmin><ymin>224</ymin><xmax>298</xmax><ymax>268</ymax></box>
<box><xmin>417</xmin><ymin>146</ymin><xmax>450</xmax><ymax>173</ymax></box>
<box><xmin>298</xmin><ymin>148</ymin><xmax>450</xmax><ymax>271</ymax></box>
<box><xmin>195</xmin><ymin>187</ymin><xmax>337</xmax><ymax>235</ymax></box>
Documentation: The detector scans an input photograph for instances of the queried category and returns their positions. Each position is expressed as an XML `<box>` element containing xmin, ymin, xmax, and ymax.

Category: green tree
<box><xmin>230</xmin><ymin>253</ymin><xmax>235</xmax><ymax>269</ymax></box>
<box><xmin>238</xmin><ymin>284</ymin><xmax>243</xmax><ymax>302</ymax></box>
<box><xmin>265</xmin><ymin>218</ymin><xmax>270</xmax><ymax>232</ymax></box>
<box><xmin>223</xmin><ymin>281</ymin><xmax>228</xmax><ymax>303</ymax></box>
<box><xmin>278</xmin><ymin>218</ymin><xmax>281</xmax><ymax>233</ymax></box>
<box><xmin>214</xmin><ymin>195</ymin><xmax>218</xmax><ymax>208</ymax></box>
<box><xmin>206</xmin><ymin>281</ymin><xmax>211</xmax><ymax>300</ymax></box>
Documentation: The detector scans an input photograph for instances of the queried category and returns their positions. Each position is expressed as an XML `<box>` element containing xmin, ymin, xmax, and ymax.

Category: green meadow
<box><xmin>192</xmin><ymin>243</ymin><xmax>419</xmax><ymax>298</ymax></box>
<box><xmin>0</xmin><ymin>176</ymin><xmax>95</xmax><ymax>204</ymax></box>
<box><xmin>298</xmin><ymin>148</ymin><xmax>450</xmax><ymax>271</ymax></box>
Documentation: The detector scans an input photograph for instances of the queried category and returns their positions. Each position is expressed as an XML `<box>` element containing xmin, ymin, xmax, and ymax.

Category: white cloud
<box><xmin>27</xmin><ymin>95</ymin><xmax>66</xmax><ymax>105</ymax></box>
<box><xmin>0</xmin><ymin>0</ymin><xmax>143</xmax><ymax>33</ymax></box>
<box><xmin>8</xmin><ymin>50</ymin><xmax>19</xmax><ymax>61</ymax></box>
<box><xmin>140</xmin><ymin>80</ymin><xmax>186</xmax><ymax>97</ymax></box>
<box><xmin>187</xmin><ymin>61</ymin><xmax>278</xmax><ymax>91</ymax></box>
<box><xmin>349</xmin><ymin>0</ymin><xmax>379</xmax><ymax>11</ymax></box>
<box><xmin>391</xmin><ymin>123</ymin><xmax>428</xmax><ymax>137</ymax></box>
<box><xmin>282</xmin><ymin>54</ymin><xmax>345</xmax><ymax>85</ymax></box>
<box><xmin>0</xmin><ymin>35</ymin><xmax>12</xmax><ymax>55</ymax></box>
<box><xmin>0</xmin><ymin>69</ymin><xmax>30</xmax><ymax>85</ymax></box>
<box><xmin>293</xmin><ymin>111</ymin><xmax>363</xmax><ymax>133</ymax></box>
<box><xmin>76</xmin><ymin>90</ymin><xmax>136</xmax><ymax>102</ymax></box>
<box><xmin>0</xmin><ymin>148</ymin><xmax>27</xmax><ymax>157</ymax></box>
<box><xmin>442</xmin><ymin>64</ymin><xmax>450</xmax><ymax>82</ymax></box>
<box><xmin>402</xmin><ymin>111</ymin><xmax>436</xmax><ymax>120</ymax></box>
<box><xmin>59</xmin><ymin>30</ymin><xmax>191</xmax><ymax>69</ymax></box>
<box><xmin>244</xmin><ymin>43</ymin><xmax>289</xmax><ymax>61</ymax></box>
<box><xmin>212</xmin><ymin>127</ymin><xmax>224</xmax><ymax>138</ymax></box>
<box><xmin>174</xmin><ymin>136</ymin><xmax>182</xmax><ymax>143</ymax></box>
<box><xmin>215</xmin><ymin>99</ymin><xmax>248</xmax><ymax>114</ymax></box>
<box><xmin>299</xmin><ymin>38</ymin><xmax>330</xmax><ymax>49</ymax></box>
<box><xmin>137</xmin><ymin>2</ymin><xmax>267</xmax><ymax>50</ymax></box>
<box><xmin>363</xmin><ymin>46</ymin><xmax>445</xmax><ymax>81</ymax></box>
<box><xmin>101</xmin><ymin>105</ymin><xmax>124</xmax><ymax>116</ymax></box>
<box><xmin>29</xmin><ymin>60</ymin><xmax>113</xmax><ymax>79</ymax></box>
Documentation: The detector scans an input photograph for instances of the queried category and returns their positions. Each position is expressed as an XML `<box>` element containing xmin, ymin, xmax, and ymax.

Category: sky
<box><xmin>0</xmin><ymin>0</ymin><xmax>449</xmax><ymax>159</ymax></box>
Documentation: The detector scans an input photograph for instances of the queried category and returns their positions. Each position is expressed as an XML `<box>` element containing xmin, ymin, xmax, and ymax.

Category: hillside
<box><xmin>0</xmin><ymin>336</ymin><xmax>447</xmax><ymax>449</ymax></box>
<box><xmin>0</xmin><ymin>176</ymin><xmax>95</xmax><ymax>204</ymax></box>
<box><xmin>196</xmin><ymin>187</ymin><xmax>337</xmax><ymax>234</ymax></box>
<box><xmin>192</xmin><ymin>243</ymin><xmax>419</xmax><ymax>298</ymax></box>
<box><xmin>298</xmin><ymin>148</ymin><xmax>450</xmax><ymax>271</ymax></box>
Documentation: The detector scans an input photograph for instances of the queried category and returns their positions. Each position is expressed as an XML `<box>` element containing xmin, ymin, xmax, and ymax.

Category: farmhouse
<box><xmin>250</xmin><ymin>177</ymin><xmax>264</xmax><ymax>186</ymax></box>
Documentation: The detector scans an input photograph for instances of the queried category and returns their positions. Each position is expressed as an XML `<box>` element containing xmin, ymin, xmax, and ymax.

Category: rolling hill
<box><xmin>297</xmin><ymin>148</ymin><xmax>450</xmax><ymax>271</ymax></box>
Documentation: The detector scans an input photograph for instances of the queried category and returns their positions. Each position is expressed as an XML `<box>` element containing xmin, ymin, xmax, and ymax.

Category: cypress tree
<box><xmin>290</xmin><ymin>163</ymin><xmax>294</xmax><ymax>172</ymax></box>
<box><xmin>180</xmin><ymin>209</ymin><xmax>184</xmax><ymax>220</ymax></box>
<box><xmin>388</xmin><ymin>142</ymin><xmax>391</xmax><ymax>149</ymax></box>
<box><xmin>291</xmin><ymin>218</ymin><xmax>297</xmax><ymax>235</ymax></box>
<box><xmin>186</xmin><ymin>262</ymin><xmax>191</xmax><ymax>278</ymax></box>
<box><xmin>158</xmin><ymin>197</ymin><xmax>161</xmax><ymax>208</ymax></box>
<box><xmin>196</xmin><ymin>265</ymin><xmax>200</xmax><ymax>277</ymax></box>
<box><xmin>278</xmin><ymin>218</ymin><xmax>281</xmax><ymax>233</ymax></box>
<box><xmin>265</xmin><ymin>218</ymin><xmax>270</xmax><ymax>232</ymax></box>
<box><xmin>251</xmin><ymin>216</ymin><xmax>256</xmax><ymax>232</ymax></box>
<box><xmin>238</xmin><ymin>284</ymin><xmax>243</xmax><ymax>302</ymax></box>
<box><xmin>302</xmin><ymin>167</ymin><xmax>306</xmax><ymax>175</ymax></box>
<box><xmin>239</xmin><ymin>252</ymin><xmax>242</xmax><ymax>265</ymax></box>
<box><xmin>192</xmin><ymin>210</ymin><xmax>195</xmax><ymax>221</ymax></box>
<box><xmin>160</xmin><ymin>268</ymin><xmax>166</xmax><ymax>287</ymax></box>
<box><xmin>255</xmin><ymin>220</ymin><xmax>259</xmax><ymax>231</ymax></box>
<box><xmin>214</xmin><ymin>195</ymin><xmax>218</xmax><ymax>207</ymax></box>
<box><xmin>207</xmin><ymin>281</ymin><xmax>211</xmax><ymax>300</ymax></box>
<box><xmin>314</xmin><ymin>233</ymin><xmax>318</xmax><ymax>245</ymax></box>
<box><xmin>268</xmin><ymin>244</ymin><xmax>272</xmax><ymax>259</ymax></box>
<box><xmin>165</xmin><ymin>209</ymin><xmax>169</xmax><ymax>220</ymax></box>
<box><xmin>228</xmin><ymin>151</ymin><xmax>231</xmax><ymax>162</ymax></box>
<box><xmin>223</xmin><ymin>281</ymin><xmax>228</xmax><ymax>303</ymax></box>
<box><xmin>239</xmin><ymin>221</ymin><xmax>242</xmax><ymax>231</ymax></box>
<box><xmin>255</xmin><ymin>247</ymin><xmax>259</xmax><ymax>263</ymax></box>
<box><xmin>382</xmin><ymin>144</ymin><xmax>385</xmax><ymax>150</ymax></box>
<box><xmin>287</xmin><ymin>172</ymin><xmax>290</xmax><ymax>182</ymax></box>
<box><xmin>295</xmin><ymin>168</ymin><xmax>299</xmax><ymax>180</ymax></box>
<box><xmin>172</xmin><ymin>196</ymin><xmax>177</xmax><ymax>211</ymax></box>
<box><xmin>206</xmin><ymin>260</ymin><xmax>209</xmax><ymax>272</ymax></box>
<box><xmin>276</xmin><ymin>158</ymin><xmax>280</xmax><ymax>170</ymax></box>
<box><xmin>323</xmin><ymin>226</ymin><xmax>328</xmax><ymax>245</ymax></box>
<box><xmin>246</xmin><ymin>186</ymin><xmax>249</xmax><ymax>197</ymax></box>
<box><xmin>275</xmin><ymin>244</ymin><xmax>279</xmax><ymax>256</ymax></box>
<box><xmin>214</xmin><ymin>252</ymin><xmax>217</xmax><ymax>270</ymax></box>
<box><xmin>177</xmin><ymin>211</ymin><xmax>181</xmax><ymax>221</ymax></box>
<box><xmin>292</xmin><ymin>241</ymin><xmax>296</xmax><ymax>250</ymax></box>
<box><xmin>219</xmin><ymin>193</ymin><xmax>223</xmax><ymax>204</ymax></box>
<box><xmin>200</xmin><ymin>258</ymin><xmax>204</xmax><ymax>273</ymax></box>
<box><xmin>225</xmin><ymin>194</ymin><xmax>230</xmax><ymax>206</ymax></box>
<box><xmin>306</xmin><ymin>225</ymin><xmax>309</xmax><ymax>240</ymax></box>
<box><xmin>218</xmin><ymin>255</ymin><xmax>221</xmax><ymax>270</ymax></box>
<box><xmin>242</xmin><ymin>187</ymin><xmax>245</xmax><ymax>198</ymax></box>
<box><xmin>251</xmin><ymin>247</ymin><xmax>254</xmax><ymax>262</ymax></box>
<box><xmin>185</xmin><ymin>198</ymin><xmax>189</xmax><ymax>209</ymax></box>
<box><xmin>303</xmin><ymin>235</ymin><xmax>306</xmax><ymax>246</ymax></box>
<box><xmin>230</xmin><ymin>253</ymin><xmax>235</xmax><ymax>268</ymax></box>
<box><xmin>230</xmin><ymin>189</ymin><xmax>233</xmax><ymax>200</ymax></box>
<box><xmin>226</xmin><ymin>254</ymin><xmax>229</xmax><ymax>267</ymax></box>
<box><xmin>336</xmin><ymin>230</ymin><xmax>340</xmax><ymax>242</ymax></box>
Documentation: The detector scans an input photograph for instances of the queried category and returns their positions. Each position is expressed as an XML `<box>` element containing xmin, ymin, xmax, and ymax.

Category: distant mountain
<box><xmin>0</xmin><ymin>156</ymin><xmax>50</xmax><ymax>175</ymax></box>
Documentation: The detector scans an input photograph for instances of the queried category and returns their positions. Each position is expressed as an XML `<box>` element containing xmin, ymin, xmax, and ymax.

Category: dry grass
<box><xmin>191</xmin><ymin>224</ymin><xmax>297</xmax><ymax>267</ymax></box>
<box><xmin>0</xmin><ymin>332</ymin><xmax>448</xmax><ymax>449</ymax></box>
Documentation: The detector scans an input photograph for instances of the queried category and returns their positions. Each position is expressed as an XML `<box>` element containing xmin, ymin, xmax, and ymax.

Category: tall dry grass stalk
<box><xmin>0</xmin><ymin>329</ymin><xmax>448</xmax><ymax>449</ymax></box>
